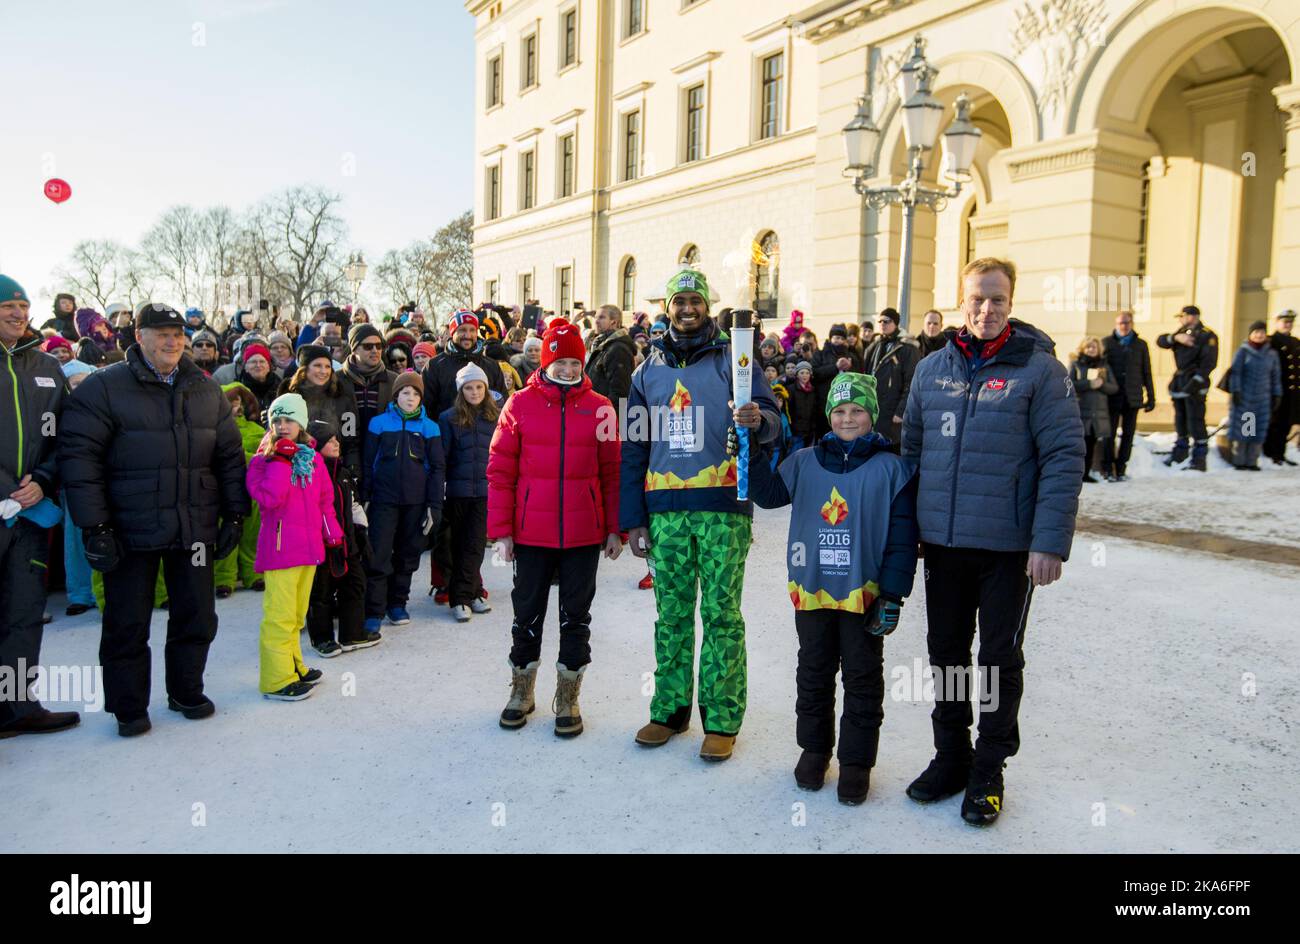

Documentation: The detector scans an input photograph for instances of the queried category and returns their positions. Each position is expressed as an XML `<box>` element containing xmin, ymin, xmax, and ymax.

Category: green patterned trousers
<box><xmin>648</xmin><ymin>510</ymin><xmax>752</xmax><ymax>736</ymax></box>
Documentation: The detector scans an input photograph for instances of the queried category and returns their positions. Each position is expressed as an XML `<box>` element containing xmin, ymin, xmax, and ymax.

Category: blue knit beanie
<box><xmin>0</xmin><ymin>274</ymin><xmax>29</xmax><ymax>304</ymax></box>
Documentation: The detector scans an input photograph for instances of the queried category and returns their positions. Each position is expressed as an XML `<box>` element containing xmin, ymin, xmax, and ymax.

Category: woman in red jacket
<box><xmin>488</xmin><ymin>322</ymin><xmax>622</xmax><ymax>738</ymax></box>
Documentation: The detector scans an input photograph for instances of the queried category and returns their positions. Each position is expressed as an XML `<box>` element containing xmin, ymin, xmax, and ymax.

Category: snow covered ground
<box><xmin>1078</xmin><ymin>433</ymin><xmax>1300</xmax><ymax>548</ymax></box>
<box><xmin>5</xmin><ymin>498</ymin><xmax>1297</xmax><ymax>854</ymax></box>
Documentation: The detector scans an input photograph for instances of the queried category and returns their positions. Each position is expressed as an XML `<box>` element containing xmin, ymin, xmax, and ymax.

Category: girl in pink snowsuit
<box><xmin>246</xmin><ymin>393</ymin><xmax>344</xmax><ymax>701</ymax></box>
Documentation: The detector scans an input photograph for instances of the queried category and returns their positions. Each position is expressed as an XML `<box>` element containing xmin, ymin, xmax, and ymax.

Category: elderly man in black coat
<box><xmin>59</xmin><ymin>304</ymin><xmax>250</xmax><ymax>737</ymax></box>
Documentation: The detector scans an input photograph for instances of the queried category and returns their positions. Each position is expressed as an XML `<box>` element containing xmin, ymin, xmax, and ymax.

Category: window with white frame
<box><xmin>558</xmin><ymin>132</ymin><xmax>576</xmax><ymax>198</ymax></box>
<box><xmin>557</xmin><ymin>265</ymin><xmax>573</xmax><ymax>316</ymax></box>
<box><xmin>621</xmin><ymin>257</ymin><xmax>637</xmax><ymax>311</ymax></box>
<box><xmin>520</xmin><ymin>271</ymin><xmax>533</xmax><ymax>303</ymax></box>
<box><xmin>485</xmin><ymin>163</ymin><xmax>501</xmax><ymax>220</ymax></box>
<box><xmin>684</xmin><ymin>83</ymin><xmax>705</xmax><ymax>163</ymax></box>
<box><xmin>560</xmin><ymin>7</ymin><xmax>578</xmax><ymax>69</ymax></box>
<box><xmin>624</xmin><ymin>0</ymin><xmax>644</xmax><ymax>39</ymax></box>
<box><xmin>486</xmin><ymin>279</ymin><xmax>499</xmax><ymax>304</ymax></box>
<box><xmin>519</xmin><ymin>149</ymin><xmax>536</xmax><ymax>210</ymax></box>
<box><xmin>521</xmin><ymin>32</ymin><xmax>538</xmax><ymax>90</ymax></box>
<box><xmin>487</xmin><ymin>54</ymin><xmax>503</xmax><ymax>108</ymax></box>
<box><xmin>622</xmin><ymin>109</ymin><xmax>641</xmax><ymax>182</ymax></box>
<box><xmin>759</xmin><ymin>51</ymin><xmax>784</xmax><ymax>140</ymax></box>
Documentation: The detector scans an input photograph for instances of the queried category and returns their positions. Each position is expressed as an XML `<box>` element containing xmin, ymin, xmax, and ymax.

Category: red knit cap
<box><xmin>242</xmin><ymin>343</ymin><xmax>272</xmax><ymax>365</ymax></box>
<box><xmin>540</xmin><ymin>322</ymin><xmax>586</xmax><ymax>369</ymax></box>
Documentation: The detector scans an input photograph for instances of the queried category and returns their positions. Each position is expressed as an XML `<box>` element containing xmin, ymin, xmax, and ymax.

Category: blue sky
<box><xmin>0</xmin><ymin>0</ymin><xmax>473</xmax><ymax>312</ymax></box>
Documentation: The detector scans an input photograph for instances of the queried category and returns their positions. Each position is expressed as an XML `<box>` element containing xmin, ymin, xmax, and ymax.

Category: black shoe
<box><xmin>216</xmin><ymin>585</ymin><xmax>233</xmax><ymax>599</ymax></box>
<box><xmin>837</xmin><ymin>765</ymin><xmax>872</xmax><ymax>805</ymax></box>
<box><xmin>264</xmin><ymin>680</ymin><xmax>314</xmax><ymax>701</ymax></box>
<box><xmin>250</xmin><ymin>579</ymin><xmax>265</xmax><ymax>591</ymax></box>
<box><xmin>1188</xmin><ymin>455</ymin><xmax>1207</xmax><ymax>472</ymax></box>
<box><xmin>906</xmin><ymin>751</ymin><xmax>972</xmax><ymax>803</ymax></box>
<box><xmin>167</xmin><ymin>695</ymin><xmax>215</xmax><ymax>720</ymax></box>
<box><xmin>0</xmin><ymin>708</ymin><xmax>81</xmax><ymax>739</ymax></box>
<box><xmin>794</xmin><ymin>751</ymin><xmax>831</xmax><ymax>791</ymax></box>
<box><xmin>1104</xmin><ymin>473</ymin><xmax>1118</xmax><ymax>483</ymax></box>
<box><xmin>340</xmin><ymin>631</ymin><xmax>381</xmax><ymax>652</ymax></box>
<box><xmin>1116</xmin><ymin>472</ymin><xmax>1129</xmax><ymax>481</ymax></box>
<box><xmin>298</xmin><ymin>668</ymin><xmax>323</xmax><ymax>686</ymax></box>
<box><xmin>961</xmin><ymin>765</ymin><xmax>1005</xmax><ymax>826</ymax></box>
<box><xmin>1284</xmin><ymin>458</ymin><xmax>1298</xmax><ymax>467</ymax></box>
<box><xmin>312</xmin><ymin>639</ymin><xmax>343</xmax><ymax>658</ymax></box>
<box><xmin>117</xmin><ymin>714</ymin><xmax>152</xmax><ymax>737</ymax></box>
<box><xmin>1082</xmin><ymin>474</ymin><xmax>1098</xmax><ymax>483</ymax></box>
<box><xmin>65</xmin><ymin>603</ymin><xmax>94</xmax><ymax>617</ymax></box>
<box><xmin>1163</xmin><ymin>453</ymin><xmax>1185</xmax><ymax>467</ymax></box>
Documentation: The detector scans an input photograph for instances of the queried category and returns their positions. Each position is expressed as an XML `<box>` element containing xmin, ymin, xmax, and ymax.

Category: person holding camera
<box><xmin>58</xmin><ymin>303</ymin><xmax>250</xmax><ymax>737</ymax></box>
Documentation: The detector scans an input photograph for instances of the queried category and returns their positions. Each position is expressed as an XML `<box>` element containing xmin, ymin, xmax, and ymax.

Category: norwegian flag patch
<box><xmin>986</xmin><ymin>378</ymin><xmax>1007</xmax><ymax>391</ymax></box>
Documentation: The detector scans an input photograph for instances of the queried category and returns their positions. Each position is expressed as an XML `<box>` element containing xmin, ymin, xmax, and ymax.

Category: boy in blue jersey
<box><xmin>749</xmin><ymin>372</ymin><xmax>919</xmax><ymax>804</ymax></box>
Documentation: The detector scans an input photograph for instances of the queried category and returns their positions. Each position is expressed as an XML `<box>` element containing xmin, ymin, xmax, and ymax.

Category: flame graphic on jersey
<box><xmin>820</xmin><ymin>486</ymin><xmax>849</xmax><ymax>526</ymax></box>
<box><xmin>644</xmin><ymin>459</ymin><xmax>737</xmax><ymax>491</ymax></box>
<box><xmin>787</xmin><ymin>580</ymin><xmax>880</xmax><ymax>614</ymax></box>
<box><xmin>668</xmin><ymin>379</ymin><xmax>692</xmax><ymax>412</ymax></box>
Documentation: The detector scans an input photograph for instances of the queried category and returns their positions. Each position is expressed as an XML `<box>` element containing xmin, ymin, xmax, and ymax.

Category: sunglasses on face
<box><xmin>194</xmin><ymin>342</ymin><xmax>216</xmax><ymax>349</ymax></box>
<box><xmin>359</xmin><ymin>342</ymin><xmax>382</xmax><ymax>351</ymax></box>
<box><xmin>391</xmin><ymin>357</ymin><xmax>408</xmax><ymax>365</ymax></box>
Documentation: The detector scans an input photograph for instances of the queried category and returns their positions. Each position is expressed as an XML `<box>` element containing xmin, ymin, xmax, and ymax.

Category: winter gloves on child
<box><xmin>868</xmin><ymin>599</ymin><xmax>901</xmax><ymax>636</ymax></box>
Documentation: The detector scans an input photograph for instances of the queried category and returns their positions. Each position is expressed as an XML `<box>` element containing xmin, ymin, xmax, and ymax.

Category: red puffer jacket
<box><xmin>487</xmin><ymin>370</ymin><xmax>621</xmax><ymax>548</ymax></box>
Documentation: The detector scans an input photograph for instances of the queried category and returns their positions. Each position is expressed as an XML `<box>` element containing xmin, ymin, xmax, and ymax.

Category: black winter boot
<box><xmin>906</xmin><ymin>750</ymin><xmax>972</xmax><ymax>803</ymax></box>
<box><xmin>794</xmin><ymin>751</ymin><xmax>831</xmax><ymax>791</ymax></box>
<box><xmin>837</xmin><ymin>765</ymin><xmax>872</xmax><ymax>805</ymax></box>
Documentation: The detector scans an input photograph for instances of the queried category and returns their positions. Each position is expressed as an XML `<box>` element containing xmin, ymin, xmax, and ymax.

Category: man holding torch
<box><xmin>621</xmin><ymin>269</ymin><xmax>781</xmax><ymax>762</ymax></box>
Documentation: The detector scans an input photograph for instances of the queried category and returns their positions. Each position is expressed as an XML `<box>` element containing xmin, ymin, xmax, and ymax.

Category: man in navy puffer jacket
<box><xmin>900</xmin><ymin>258</ymin><xmax>1083</xmax><ymax>828</ymax></box>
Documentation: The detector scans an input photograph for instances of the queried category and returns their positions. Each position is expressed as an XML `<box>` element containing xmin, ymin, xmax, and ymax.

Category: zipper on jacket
<box><xmin>276</xmin><ymin>520</ymin><xmax>283</xmax><ymax>551</ymax></box>
<box><xmin>945</xmin><ymin>362</ymin><xmax>974</xmax><ymax>546</ymax></box>
<box><xmin>6</xmin><ymin>354</ymin><xmax>23</xmax><ymax>478</ymax></box>
<box><xmin>558</xmin><ymin>387</ymin><xmax>568</xmax><ymax>547</ymax></box>
<box><xmin>1011</xmin><ymin>469</ymin><xmax>1021</xmax><ymax>528</ymax></box>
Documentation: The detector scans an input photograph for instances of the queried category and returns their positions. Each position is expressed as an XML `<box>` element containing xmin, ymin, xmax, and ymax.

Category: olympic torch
<box><xmin>731</xmin><ymin>309</ymin><xmax>755</xmax><ymax>502</ymax></box>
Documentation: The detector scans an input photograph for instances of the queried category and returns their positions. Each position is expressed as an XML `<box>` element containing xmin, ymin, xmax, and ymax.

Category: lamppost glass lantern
<box><xmin>344</xmin><ymin>252</ymin><xmax>367</xmax><ymax>287</ymax></box>
<box><xmin>901</xmin><ymin>87</ymin><xmax>945</xmax><ymax>152</ymax></box>
<box><xmin>842</xmin><ymin>96</ymin><xmax>881</xmax><ymax>176</ymax></box>
<box><xmin>941</xmin><ymin>92</ymin><xmax>982</xmax><ymax>181</ymax></box>
<box><xmin>896</xmin><ymin>35</ymin><xmax>927</xmax><ymax>104</ymax></box>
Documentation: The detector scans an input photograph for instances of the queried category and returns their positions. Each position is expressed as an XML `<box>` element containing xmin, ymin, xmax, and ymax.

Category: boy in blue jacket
<box><xmin>362</xmin><ymin>372</ymin><xmax>445</xmax><ymax>629</ymax></box>
<box><xmin>749</xmin><ymin>372</ymin><xmax>919</xmax><ymax>805</ymax></box>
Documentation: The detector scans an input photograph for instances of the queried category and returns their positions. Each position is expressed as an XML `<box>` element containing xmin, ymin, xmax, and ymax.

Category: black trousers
<box><xmin>1103</xmin><ymin>405</ymin><xmax>1138</xmax><ymax>474</ymax></box>
<box><xmin>307</xmin><ymin>551</ymin><xmax>366</xmax><ymax>645</ymax></box>
<box><xmin>921</xmin><ymin>544</ymin><xmax>1033</xmax><ymax>771</ymax></box>
<box><xmin>365</xmin><ymin>503</ymin><xmax>425</xmax><ymax>618</ymax></box>
<box><xmin>0</xmin><ymin>519</ymin><xmax>49</xmax><ymax>724</ymax></box>
<box><xmin>1263</xmin><ymin>404</ymin><xmax>1293</xmax><ymax>461</ymax></box>
<box><xmin>793</xmin><ymin>609</ymin><xmax>885</xmax><ymax>767</ymax></box>
<box><xmin>1172</xmin><ymin>395</ymin><xmax>1208</xmax><ymax>459</ymax></box>
<box><xmin>508</xmin><ymin>544</ymin><xmax>600</xmax><ymax>671</ymax></box>
<box><xmin>101</xmin><ymin>547</ymin><xmax>218</xmax><ymax>719</ymax></box>
<box><xmin>445</xmin><ymin>497</ymin><xmax>488</xmax><ymax>607</ymax></box>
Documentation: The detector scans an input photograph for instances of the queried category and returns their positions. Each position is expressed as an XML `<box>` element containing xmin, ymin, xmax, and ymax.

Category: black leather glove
<box><xmin>214</xmin><ymin>517</ymin><xmax>243</xmax><ymax>560</ymax></box>
<box><xmin>1142</xmin><ymin>399</ymin><xmax>1156</xmax><ymax>413</ymax></box>
<box><xmin>83</xmin><ymin>525</ymin><xmax>122</xmax><ymax>573</ymax></box>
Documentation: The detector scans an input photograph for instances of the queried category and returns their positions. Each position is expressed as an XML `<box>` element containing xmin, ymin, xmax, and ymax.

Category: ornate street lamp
<box><xmin>843</xmin><ymin>34</ymin><xmax>982</xmax><ymax>332</ymax></box>
<box><xmin>344</xmin><ymin>252</ymin><xmax>368</xmax><ymax>308</ymax></box>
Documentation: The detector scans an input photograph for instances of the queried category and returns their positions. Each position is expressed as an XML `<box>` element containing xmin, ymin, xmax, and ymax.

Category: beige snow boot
<box><xmin>499</xmin><ymin>659</ymin><xmax>538</xmax><ymax>729</ymax></box>
<box><xmin>552</xmin><ymin>663</ymin><xmax>586</xmax><ymax>738</ymax></box>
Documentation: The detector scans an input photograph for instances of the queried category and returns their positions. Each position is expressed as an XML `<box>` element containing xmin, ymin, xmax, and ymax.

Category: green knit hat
<box><xmin>825</xmin><ymin>371</ymin><xmax>879</xmax><ymax>423</ymax></box>
<box><xmin>665</xmin><ymin>268</ymin><xmax>710</xmax><ymax>311</ymax></box>
<box><xmin>0</xmin><ymin>274</ymin><xmax>29</xmax><ymax>304</ymax></box>
<box><xmin>267</xmin><ymin>392</ymin><xmax>310</xmax><ymax>430</ymax></box>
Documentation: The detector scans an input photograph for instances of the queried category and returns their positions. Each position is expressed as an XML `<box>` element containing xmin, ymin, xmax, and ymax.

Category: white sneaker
<box><xmin>452</xmin><ymin>605</ymin><xmax>472</xmax><ymax>623</ymax></box>
<box><xmin>470</xmin><ymin>597</ymin><xmax>493</xmax><ymax>614</ymax></box>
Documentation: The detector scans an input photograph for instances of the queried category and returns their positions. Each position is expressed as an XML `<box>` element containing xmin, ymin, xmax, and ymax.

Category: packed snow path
<box><xmin>5</xmin><ymin>493</ymin><xmax>1296</xmax><ymax>853</ymax></box>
